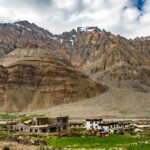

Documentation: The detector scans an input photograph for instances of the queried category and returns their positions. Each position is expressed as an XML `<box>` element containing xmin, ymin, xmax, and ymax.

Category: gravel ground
<box><xmin>24</xmin><ymin>86</ymin><xmax>150</xmax><ymax>120</ymax></box>
<box><xmin>0</xmin><ymin>142</ymin><xmax>38</xmax><ymax>150</ymax></box>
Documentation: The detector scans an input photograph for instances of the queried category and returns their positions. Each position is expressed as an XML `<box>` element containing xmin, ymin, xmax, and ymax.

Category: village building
<box><xmin>8</xmin><ymin>124</ymin><xmax>55</xmax><ymax>133</ymax></box>
<box><xmin>85</xmin><ymin>118</ymin><xmax>103</xmax><ymax>130</ymax></box>
<box><xmin>69</xmin><ymin>122</ymin><xmax>85</xmax><ymax>129</ymax></box>
<box><xmin>97</xmin><ymin>122</ymin><xmax>121</xmax><ymax>133</ymax></box>
<box><xmin>118</xmin><ymin>122</ymin><xmax>129</xmax><ymax>129</ymax></box>
<box><xmin>32</xmin><ymin>117</ymin><xmax>50</xmax><ymax>125</ymax></box>
<box><xmin>98</xmin><ymin>122</ymin><xmax>119</xmax><ymax>131</ymax></box>
<box><xmin>133</xmin><ymin>123</ymin><xmax>150</xmax><ymax>130</ymax></box>
<box><xmin>56</xmin><ymin>116</ymin><xmax>69</xmax><ymax>132</ymax></box>
<box><xmin>85</xmin><ymin>118</ymin><xmax>123</xmax><ymax>133</ymax></box>
<box><xmin>7</xmin><ymin>116</ymin><xmax>69</xmax><ymax>133</ymax></box>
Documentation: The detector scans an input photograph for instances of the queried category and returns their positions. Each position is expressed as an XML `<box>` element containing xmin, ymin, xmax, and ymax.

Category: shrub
<box><xmin>2</xmin><ymin>146</ymin><xmax>10</xmax><ymax>150</ymax></box>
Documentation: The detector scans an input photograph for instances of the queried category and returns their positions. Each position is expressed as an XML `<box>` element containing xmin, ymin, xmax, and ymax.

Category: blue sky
<box><xmin>133</xmin><ymin>0</ymin><xmax>146</xmax><ymax>11</ymax></box>
<box><xmin>0</xmin><ymin>0</ymin><xmax>150</xmax><ymax>38</ymax></box>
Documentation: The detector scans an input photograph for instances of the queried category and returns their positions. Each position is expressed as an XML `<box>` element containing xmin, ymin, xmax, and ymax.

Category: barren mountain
<box><xmin>0</xmin><ymin>21</ymin><xmax>107</xmax><ymax>112</ymax></box>
<box><xmin>0</xmin><ymin>21</ymin><xmax>149</xmax><ymax>118</ymax></box>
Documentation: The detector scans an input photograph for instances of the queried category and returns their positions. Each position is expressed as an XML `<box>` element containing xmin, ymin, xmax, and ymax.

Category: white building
<box><xmin>85</xmin><ymin>118</ymin><xmax>103</xmax><ymax>130</ymax></box>
<box><xmin>98</xmin><ymin>122</ymin><xmax>119</xmax><ymax>132</ymax></box>
<box><xmin>85</xmin><ymin>118</ymin><xmax>120</xmax><ymax>133</ymax></box>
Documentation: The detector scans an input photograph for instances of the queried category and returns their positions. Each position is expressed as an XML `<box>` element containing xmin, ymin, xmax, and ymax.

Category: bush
<box><xmin>129</xmin><ymin>130</ymin><xmax>137</xmax><ymax>136</ymax></box>
<box><xmin>0</xmin><ymin>124</ymin><xmax>7</xmax><ymax>129</ymax></box>
<box><xmin>2</xmin><ymin>146</ymin><xmax>10</xmax><ymax>150</ymax></box>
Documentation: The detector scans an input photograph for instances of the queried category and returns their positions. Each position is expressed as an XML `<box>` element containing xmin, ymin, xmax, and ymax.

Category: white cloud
<box><xmin>53</xmin><ymin>0</ymin><xmax>78</xmax><ymax>11</ymax></box>
<box><xmin>0</xmin><ymin>0</ymin><xmax>149</xmax><ymax>38</ymax></box>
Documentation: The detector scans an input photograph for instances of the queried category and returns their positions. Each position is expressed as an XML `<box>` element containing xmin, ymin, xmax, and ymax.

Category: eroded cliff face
<box><xmin>59</xmin><ymin>27</ymin><xmax>150</xmax><ymax>86</ymax></box>
<box><xmin>0</xmin><ymin>22</ymin><xmax>108</xmax><ymax>112</ymax></box>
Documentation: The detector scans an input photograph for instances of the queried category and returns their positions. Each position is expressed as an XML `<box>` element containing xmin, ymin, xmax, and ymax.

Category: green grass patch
<box><xmin>47</xmin><ymin>134</ymin><xmax>149</xmax><ymax>149</ymax></box>
<box><xmin>0</xmin><ymin>114</ymin><xmax>18</xmax><ymax>120</ymax></box>
<box><xmin>0</xmin><ymin>113</ymin><xmax>45</xmax><ymax>121</ymax></box>
<box><xmin>126</xmin><ymin>144</ymin><xmax>150</xmax><ymax>150</ymax></box>
<box><xmin>19</xmin><ymin>114</ymin><xmax>45</xmax><ymax>122</ymax></box>
<box><xmin>0</xmin><ymin>132</ymin><xmax>12</xmax><ymax>140</ymax></box>
<box><xmin>70</xmin><ymin>128</ymin><xmax>86</xmax><ymax>132</ymax></box>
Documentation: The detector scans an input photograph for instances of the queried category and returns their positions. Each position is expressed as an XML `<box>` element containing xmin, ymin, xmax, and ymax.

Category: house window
<box><xmin>90</xmin><ymin>121</ymin><xmax>93</xmax><ymax>124</ymax></box>
<box><xmin>63</xmin><ymin>126</ymin><xmax>67</xmax><ymax>130</ymax></box>
<box><xmin>95</xmin><ymin>121</ymin><xmax>97</xmax><ymax>124</ymax></box>
<box><xmin>63</xmin><ymin>118</ymin><xmax>67</xmax><ymax>123</ymax></box>
<box><xmin>42</xmin><ymin>129</ymin><xmax>47</xmax><ymax>133</ymax></box>
<box><xmin>30</xmin><ymin>129</ymin><xmax>33</xmax><ymax>133</ymax></box>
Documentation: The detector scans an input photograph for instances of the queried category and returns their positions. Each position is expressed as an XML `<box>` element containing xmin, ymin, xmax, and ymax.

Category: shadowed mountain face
<box><xmin>0</xmin><ymin>21</ymin><xmax>107</xmax><ymax>112</ymax></box>
<box><xmin>0</xmin><ymin>21</ymin><xmax>149</xmax><ymax>113</ymax></box>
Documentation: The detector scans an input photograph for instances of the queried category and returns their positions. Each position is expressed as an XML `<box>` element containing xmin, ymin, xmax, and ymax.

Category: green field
<box><xmin>47</xmin><ymin>134</ymin><xmax>150</xmax><ymax>149</ymax></box>
<box><xmin>0</xmin><ymin>113</ymin><xmax>45</xmax><ymax>120</ymax></box>
<box><xmin>126</xmin><ymin>144</ymin><xmax>150</xmax><ymax>150</ymax></box>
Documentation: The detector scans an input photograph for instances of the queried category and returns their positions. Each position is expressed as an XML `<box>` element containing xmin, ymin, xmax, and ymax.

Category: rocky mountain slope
<box><xmin>0</xmin><ymin>21</ymin><xmax>149</xmax><ymax>116</ymax></box>
<box><xmin>57</xmin><ymin>27</ymin><xmax>150</xmax><ymax>93</ymax></box>
<box><xmin>40</xmin><ymin>27</ymin><xmax>150</xmax><ymax>119</ymax></box>
<box><xmin>0</xmin><ymin>21</ymin><xmax>107</xmax><ymax>112</ymax></box>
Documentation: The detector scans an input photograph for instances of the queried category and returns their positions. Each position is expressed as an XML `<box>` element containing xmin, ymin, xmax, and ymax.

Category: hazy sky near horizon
<box><xmin>0</xmin><ymin>0</ymin><xmax>149</xmax><ymax>38</ymax></box>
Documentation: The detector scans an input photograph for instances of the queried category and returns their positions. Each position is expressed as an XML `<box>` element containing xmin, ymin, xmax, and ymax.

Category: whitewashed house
<box><xmin>85</xmin><ymin>118</ymin><xmax>120</xmax><ymax>133</ymax></box>
<box><xmin>85</xmin><ymin>118</ymin><xmax>103</xmax><ymax>130</ymax></box>
<box><xmin>98</xmin><ymin>122</ymin><xmax>119</xmax><ymax>132</ymax></box>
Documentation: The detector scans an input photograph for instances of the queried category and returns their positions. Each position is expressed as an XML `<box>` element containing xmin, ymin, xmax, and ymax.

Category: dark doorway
<box><xmin>41</xmin><ymin>128</ymin><xmax>47</xmax><ymax>133</ymax></box>
<box><xmin>30</xmin><ymin>128</ymin><xmax>33</xmax><ymax>133</ymax></box>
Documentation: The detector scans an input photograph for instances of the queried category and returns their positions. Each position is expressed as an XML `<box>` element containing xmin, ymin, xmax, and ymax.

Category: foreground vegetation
<box><xmin>126</xmin><ymin>144</ymin><xmax>150</xmax><ymax>150</ymax></box>
<box><xmin>0</xmin><ymin>130</ymin><xmax>149</xmax><ymax>149</ymax></box>
<box><xmin>47</xmin><ymin>134</ymin><xmax>150</xmax><ymax>149</ymax></box>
